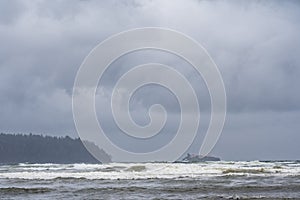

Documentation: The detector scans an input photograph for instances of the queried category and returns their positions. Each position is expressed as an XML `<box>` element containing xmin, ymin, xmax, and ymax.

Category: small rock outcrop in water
<box><xmin>180</xmin><ymin>153</ymin><xmax>221</xmax><ymax>162</ymax></box>
<box><xmin>0</xmin><ymin>133</ymin><xmax>111</xmax><ymax>164</ymax></box>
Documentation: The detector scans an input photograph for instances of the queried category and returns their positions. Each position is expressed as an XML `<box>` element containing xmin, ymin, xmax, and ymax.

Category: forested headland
<box><xmin>0</xmin><ymin>133</ymin><xmax>111</xmax><ymax>164</ymax></box>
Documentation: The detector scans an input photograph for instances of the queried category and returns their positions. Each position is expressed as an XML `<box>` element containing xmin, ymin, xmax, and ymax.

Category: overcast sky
<box><xmin>0</xmin><ymin>0</ymin><xmax>299</xmax><ymax>160</ymax></box>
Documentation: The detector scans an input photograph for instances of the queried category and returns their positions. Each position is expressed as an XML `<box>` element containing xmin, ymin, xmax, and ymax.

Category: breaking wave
<box><xmin>0</xmin><ymin>161</ymin><xmax>299</xmax><ymax>180</ymax></box>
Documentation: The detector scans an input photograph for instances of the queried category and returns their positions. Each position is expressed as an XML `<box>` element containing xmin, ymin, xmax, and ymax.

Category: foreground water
<box><xmin>0</xmin><ymin>161</ymin><xmax>299</xmax><ymax>199</ymax></box>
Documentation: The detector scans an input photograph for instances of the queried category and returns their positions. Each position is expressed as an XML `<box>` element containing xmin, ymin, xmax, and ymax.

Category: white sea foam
<box><xmin>0</xmin><ymin>161</ymin><xmax>299</xmax><ymax>180</ymax></box>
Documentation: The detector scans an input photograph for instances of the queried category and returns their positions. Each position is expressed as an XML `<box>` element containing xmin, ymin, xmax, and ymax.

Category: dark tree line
<box><xmin>0</xmin><ymin>133</ymin><xmax>111</xmax><ymax>164</ymax></box>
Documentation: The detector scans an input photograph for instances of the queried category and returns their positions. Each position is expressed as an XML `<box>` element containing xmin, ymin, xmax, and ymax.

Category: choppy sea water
<box><xmin>0</xmin><ymin>161</ymin><xmax>299</xmax><ymax>199</ymax></box>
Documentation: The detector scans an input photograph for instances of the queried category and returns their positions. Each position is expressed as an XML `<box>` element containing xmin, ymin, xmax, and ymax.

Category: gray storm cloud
<box><xmin>0</xmin><ymin>0</ymin><xmax>299</xmax><ymax>160</ymax></box>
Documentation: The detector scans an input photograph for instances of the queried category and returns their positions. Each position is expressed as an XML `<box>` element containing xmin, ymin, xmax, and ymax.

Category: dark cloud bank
<box><xmin>0</xmin><ymin>0</ymin><xmax>299</xmax><ymax>160</ymax></box>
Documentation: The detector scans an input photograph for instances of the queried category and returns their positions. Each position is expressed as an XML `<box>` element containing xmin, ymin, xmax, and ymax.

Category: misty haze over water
<box><xmin>0</xmin><ymin>0</ymin><xmax>300</xmax><ymax>199</ymax></box>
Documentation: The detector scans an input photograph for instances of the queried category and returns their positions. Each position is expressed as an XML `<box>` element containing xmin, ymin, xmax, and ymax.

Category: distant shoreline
<box><xmin>0</xmin><ymin>133</ymin><xmax>299</xmax><ymax>164</ymax></box>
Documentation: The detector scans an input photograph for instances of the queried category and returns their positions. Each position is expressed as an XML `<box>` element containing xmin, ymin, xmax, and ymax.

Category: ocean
<box><xmin>0</xmin><ymin>161</ymin><xmax>299</xmax><ymax>199</ymax></box>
